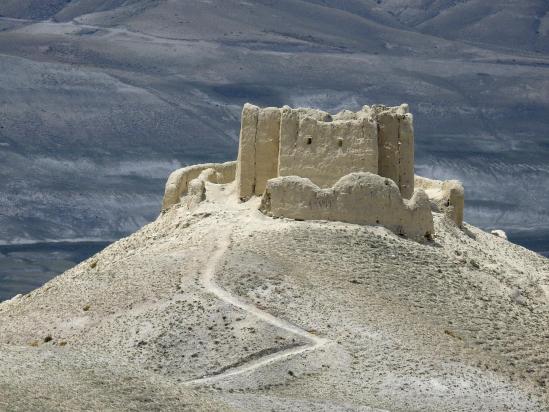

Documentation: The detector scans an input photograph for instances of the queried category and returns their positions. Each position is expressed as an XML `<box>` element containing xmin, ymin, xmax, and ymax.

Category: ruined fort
<box><xmin>162</xmin><ymin>103</ymin><xmax>464</xmax><ymax>240</ymax></box>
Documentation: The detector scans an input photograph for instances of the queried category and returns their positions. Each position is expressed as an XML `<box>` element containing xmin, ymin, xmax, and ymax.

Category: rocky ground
<box><xmin>0</xmin><ymin>181</ymin><xmax>548</xmax><ymax>411</ymax></box>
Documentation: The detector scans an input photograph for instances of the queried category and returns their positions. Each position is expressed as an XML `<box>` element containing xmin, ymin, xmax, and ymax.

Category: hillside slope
<box><xmin>1</xmin><ymin>181</ymin><xmax>547</xmax><ymax>411</ymax></box>
<box><xmin>374</xmin><ymin>0</ymin><xmax>549</xmax><ymax>53</ymax></box>
<box><xmin>0</xmin><ymin>0</ymin><xmax>548</xmax><ymax>245</ymax></box>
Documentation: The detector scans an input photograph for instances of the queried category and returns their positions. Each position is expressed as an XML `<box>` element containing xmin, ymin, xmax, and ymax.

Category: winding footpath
<box><xmin>183</xmin><ymin>224</ymin><xmax>330</xmax><ymax>386</ymax></box>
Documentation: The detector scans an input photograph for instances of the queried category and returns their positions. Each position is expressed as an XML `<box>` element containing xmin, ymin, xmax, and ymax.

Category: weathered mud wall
<box><xmin>369</xmin><ymin>104</ymin><xmax>414</xmax><ymax>199</ymax></box>
<box><xmin>235</xmin><ymin>104</ymin><xmax>282</xmax><ymax>199</ymax></box>
<box><xmin>415</xmin><ymin>175</ymin><xmax>465</xmax><ymax>227</ymax></box>
<box><xmin>236</xmin><ymin>103</ymin><xmax>415</xmax><ymax>200</ymax></box>
<box><xmin>278</xmin><ymin>108</ymin><xmax>378</xmax><ymax>188</ymax></box>
<box><xmin>162</xmin><ymin>161</ymin><xmax>236</xmax><ymax>209</ymax></box>
<box><xmin>260</xmin><ymin>172</ymin><xmax>434</xmax><ymax>240</ymax></box>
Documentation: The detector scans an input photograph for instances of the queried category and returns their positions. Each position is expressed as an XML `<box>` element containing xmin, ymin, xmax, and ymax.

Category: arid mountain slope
<box><xmin>0</xmin><ymin>0</ymin><xmax>548</xmax><ymax>244</ymax></box>
<box><xmin>0</xmin><ymin>182</ymin><xmax>547</xmax><ymax>411</ymax></box>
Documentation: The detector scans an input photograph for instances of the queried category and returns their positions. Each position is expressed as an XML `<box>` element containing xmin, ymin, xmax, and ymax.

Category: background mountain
<box><xmin>0</xmin><ymin>0</ymin><xmax>548</xmax><ymax>248</ymax></box>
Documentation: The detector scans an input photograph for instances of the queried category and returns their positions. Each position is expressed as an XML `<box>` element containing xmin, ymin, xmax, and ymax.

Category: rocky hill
<box><xmin>1</xmin><ymin>181</ymin><xmax>547</xmax><ymax>411</ymax></box>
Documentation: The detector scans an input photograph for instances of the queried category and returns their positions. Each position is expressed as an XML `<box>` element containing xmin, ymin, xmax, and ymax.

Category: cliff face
<box><xmin>0</xmin><ymin>181</ymin><xmax>547</xmax><ymax>411</ymax></box>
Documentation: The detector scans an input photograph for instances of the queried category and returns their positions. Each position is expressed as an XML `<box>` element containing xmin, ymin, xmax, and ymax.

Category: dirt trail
<box><xmin>183</xmin><ymin>223</ymin><xmax>330</xmax><ymax>386</ymax></box>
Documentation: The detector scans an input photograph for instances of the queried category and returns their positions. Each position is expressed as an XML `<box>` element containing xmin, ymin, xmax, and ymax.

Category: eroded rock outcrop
<box><xmin>491</xmin><ymin>229</ymin><xmax>508</xmax><ymax>240</ymax></box>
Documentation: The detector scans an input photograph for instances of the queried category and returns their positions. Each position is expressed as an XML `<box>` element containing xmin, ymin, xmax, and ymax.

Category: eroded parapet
<box><xmin>414</xmin><ymin>175</ymin><xmax>464</xmax><ymax>227</ymax></box>
<box><xmin>162</xmin><ymin>161</ymin><xmax>236</xmax><ymax>209</ymax></box>
<box><xmin>260</xmin><ymin>172</ymin><xmax>434</xmax><ymax>240</ymax></box>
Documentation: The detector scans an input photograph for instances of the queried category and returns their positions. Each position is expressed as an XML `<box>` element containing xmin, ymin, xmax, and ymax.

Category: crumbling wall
<box><xmin>237</xmin><ymin>104</ymin><xmax>382</xmax><ymax>199</ymax></box>
<box><xmin>277</xmin><ymin>107</ymin><xmax>378</xmax><ymax>188</ymax></box>
<box><xmin>260</xmin><ymin>172</ymin><xmax>434</xmax><ymax>240</ymax></box>
<box><xmin>162</xmin><ymin>161</ymin><xmax>236</xmax><ymax>209</ymax></box>
<box><xmin>160</xmin><ymin>102</ymin><xmax>465</xmax><ymax>238</ymax></box>
<box><xmin>235</xmin><ymin>103</ymin><xmax>416</xmax><ymax>200</ymax></box>
<box><xmin>414</xmin><ymin>175</ymin><xmax>464</xmax><ymax>227</ymax></box>
<box><xmin>184</xmin><ymin>168</ymin><xmax>215</xmax><ymax>210</ymax></box>
<box><xmin>331</xmin><ymin>104</ymin><xmax>415</xmax><ymax>197</ymax></box>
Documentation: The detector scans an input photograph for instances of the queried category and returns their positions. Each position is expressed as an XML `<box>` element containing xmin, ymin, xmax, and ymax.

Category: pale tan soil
<box><xmin>0</xmin><ymin>181</ymin><xmax>548</xmax><ymax>411</ymax></box>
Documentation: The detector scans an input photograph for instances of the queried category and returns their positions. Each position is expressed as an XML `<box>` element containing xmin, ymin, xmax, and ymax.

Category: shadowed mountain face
<box><xmin>0</xmin><ymin>0</ymin><xmax>547</xmax><ymax>247</ymax></box>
